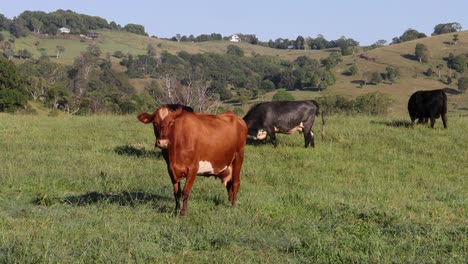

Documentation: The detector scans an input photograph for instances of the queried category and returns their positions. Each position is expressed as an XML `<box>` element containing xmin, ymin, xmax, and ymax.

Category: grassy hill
<box><xmin>7</xmin><ymin>29</ymin><xmax>468</xmax><ymax>116</ymax></box>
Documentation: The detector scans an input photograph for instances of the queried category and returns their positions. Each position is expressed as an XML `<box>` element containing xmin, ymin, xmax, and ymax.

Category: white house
<box><xmin>58</xmin><ymin>27</ymin><xmax>70</xmax><ymax>34</ymax></box>
<box><xmin>230</xmin><ymin>34</ymin><xmax>240</xmax><ymax>42</ymax></box>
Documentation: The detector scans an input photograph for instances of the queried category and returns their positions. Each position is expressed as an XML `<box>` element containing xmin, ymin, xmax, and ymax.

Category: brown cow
<box><xmin>138</xmin><ymin>105</ymin><xmax>248</xmax><ymax>216</ymax></box>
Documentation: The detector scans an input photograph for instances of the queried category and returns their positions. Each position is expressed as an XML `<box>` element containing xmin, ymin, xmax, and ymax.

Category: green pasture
<box><xmin>0</xmin><ymin>113</ymin><xmax>467</xmax><ymax>263</ymax></box>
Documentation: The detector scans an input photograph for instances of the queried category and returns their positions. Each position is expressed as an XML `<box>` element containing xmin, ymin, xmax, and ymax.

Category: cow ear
<box><xmin>174</xmin><ymin>107</ymin><xmax>184</xmax><ymax>117</ymax></box>
<box><xmin>137</xmin><ymin>113</ymin><xmax>153</xmax><ymax>124</ymax></box>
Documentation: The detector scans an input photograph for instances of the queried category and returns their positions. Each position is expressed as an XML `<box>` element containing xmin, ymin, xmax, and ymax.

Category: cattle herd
<box><xmin>138</xmin><ymin>89</ymin><xmax>448</xmax><ymax>216</ymax></box>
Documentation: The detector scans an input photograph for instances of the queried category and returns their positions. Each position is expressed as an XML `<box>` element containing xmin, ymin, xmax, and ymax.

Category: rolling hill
<box><xmin>6</xmin><ymin>29</ymin><xmax>468</xmax><ymax>117</ymax></box>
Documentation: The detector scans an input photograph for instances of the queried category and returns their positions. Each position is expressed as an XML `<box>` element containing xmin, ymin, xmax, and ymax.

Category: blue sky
<box><xmin>2</xmin><ymin>0</ymin><xmax>467</xmax><ymax>45</ymax></box>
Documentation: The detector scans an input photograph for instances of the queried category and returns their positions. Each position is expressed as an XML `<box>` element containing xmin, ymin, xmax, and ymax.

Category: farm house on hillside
<box><xmin>58</xmin><ymin>27</ymin><xmax>70</xmax><ymax>34</ymax></box>
<box><xmin>230</xmin><ymin>34</ymin><xmax>240</xmax><ymax>42</ymax></box>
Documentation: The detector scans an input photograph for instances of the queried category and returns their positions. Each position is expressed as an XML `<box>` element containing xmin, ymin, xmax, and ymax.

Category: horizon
<box><xmin>2</xmin><ymin>0</ymin><xmax>468</xmax><ymax>45</ymax></box>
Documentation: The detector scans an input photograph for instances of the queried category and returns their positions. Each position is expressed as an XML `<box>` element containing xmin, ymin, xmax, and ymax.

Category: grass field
<box><xmin>0</xmin><ymin>112</ymin><xmax>467</xmax><ymax>263</ymax></box>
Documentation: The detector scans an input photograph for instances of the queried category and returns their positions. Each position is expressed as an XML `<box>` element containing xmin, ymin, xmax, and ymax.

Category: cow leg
<box><xmin>267</xmin><ymin>128</ymin><xmax>278</xmax><ymax>147</ymax></box>
<box><xmin>409</xmin><ymin>114</ymin><xmax>416</xmax><ymax>126</ymax></box>
<box><xmin>303</xmin><ymin>117</ymin><xmax>315</xmax><ymax>148</ymax></box>
<box><xmin>228</xmin><ymin>153</ymin><xmax>244</xmax><ymax>207</ymax></box>
<box><xmin>180</xmin><ymin>171</ymin><xmax>197</xmax><ymax>216</ymax></box>
<box><xmin>172</xmin><ymin>181</ymin><xmax>182</xmax><ymax>215</ymax></box>
<box><xmin>430</xmin><ymin>117</ymin><xmax>436</xmax><ymax>128</ymax></box>
<box><xmin>442</xmin><ymin>113</ymin><xmax>448</xmax><ymax>128</ymax></box>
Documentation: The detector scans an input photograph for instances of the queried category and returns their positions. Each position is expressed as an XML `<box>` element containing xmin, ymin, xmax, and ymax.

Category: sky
<box><xmin>2</xmin><ymin>0</ymin><xmax>468</xmax><ymax>45</ymax></box>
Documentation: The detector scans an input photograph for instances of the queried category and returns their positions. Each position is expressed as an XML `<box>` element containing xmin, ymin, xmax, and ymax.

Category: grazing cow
<box><xmin>138</xmin><ymin>106</ymin><xmax>247</xmax><ymax>216</ymax></box>
<box><xmin>243</xmin><ymin>100</ymin><xmax>325</xmax><ymax>147</ymax></box>
<box><xmin>408</xmin><ymin>89</ymin><xmax>447</xmax><ymax>128</ymax></box>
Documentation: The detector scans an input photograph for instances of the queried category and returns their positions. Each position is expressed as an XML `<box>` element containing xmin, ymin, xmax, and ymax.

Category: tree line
<box><xmin>0</xmin><ymin>10</ymin><xmax>148</xmax><ymax>38</ymax></box>
<box><xmin>0</xmin><ymin>40</ymin><xmax>341</xmax><ymax>114</ymax></box>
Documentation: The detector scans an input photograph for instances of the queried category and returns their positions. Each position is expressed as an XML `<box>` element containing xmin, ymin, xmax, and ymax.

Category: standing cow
<box><xmin>408</xmin><ymin>89</ymin><xmax>447</xmax><ymax>128</ymax></box>
<box><xmin>243</xmin><ymin>100</ymin><xmax>325</xmax><ymax>148</ymax></box>
<box><xmin>138</xmin><ymin>105</ymin><xmax>247</xmax><ymax>216</ymax></box>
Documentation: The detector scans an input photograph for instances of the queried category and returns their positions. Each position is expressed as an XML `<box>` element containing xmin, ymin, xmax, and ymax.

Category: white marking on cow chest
<box><xmin>197</xmin><ymin>161</ymin><xmax>214</xmax><ymax>174</ymax></box>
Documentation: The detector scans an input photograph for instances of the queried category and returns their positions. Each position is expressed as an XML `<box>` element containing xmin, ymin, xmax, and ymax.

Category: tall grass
<box><xmin>0</xmin><ymin>113</ymin><xmax>467</xmax><ymax>263</ymax></box>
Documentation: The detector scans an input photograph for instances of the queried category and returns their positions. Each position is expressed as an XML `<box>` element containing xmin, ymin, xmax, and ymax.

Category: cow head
<box><xmin>137</xmin><ymin>105</ymin><xmax>188</xmax><ymax>149</ymax></box>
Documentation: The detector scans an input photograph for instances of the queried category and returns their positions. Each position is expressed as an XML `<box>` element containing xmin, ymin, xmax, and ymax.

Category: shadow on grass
<box><xmin>114</xmin><ymin>145</ymin><xmax>162</xmax><ymax>159</ymax></box>
<box><xmin>34</xmin><ymin>191</ymin><xmax>173</xmax><ymax>212</ymax></box>
<box><xmin>442</xmin><ymin>87</ymin><xmax>462</xmax><ymax>95</ymax></box>
<box><xmin>371</xmin><ymin>120</ymin><xmax>412</xmax><ymax>128</ymax></box>
<box><xmin>246</xmin><ymin>138</ymin><xmax>270</xmax><ymax>146</ymax></box>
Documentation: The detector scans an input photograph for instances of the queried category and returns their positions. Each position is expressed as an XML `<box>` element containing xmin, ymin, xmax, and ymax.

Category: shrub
<box><xmin>272</xmin><ymin>90</ymin><xmax>295</xmax><ymax>101</ymax></box>
<box><xmin>0</xmin><ymin>89</ymin><xmax>28</xmax><ymax>112</ymax></box>
<box><xmin>113</xmin><ymin>50</ymin><xmax>125</xmax><ymax>58</ymax></box>
<box><xmin>458</xmin><ymin>77</ymin><xmax>468</xmax><ymax>92</ymax></box>
<box><xmin>260</xmin><ymin>79</ymin><xmax>276</xmax><ymax>92</ymax></box>
<box><xmin>354</xmin><ymin>92</ymin><xmax>392</xmax><ymax>115</ymax></box>
<box><xmin>316</xmin><ymin>94</ymin><xmax>354</xmax><ymax>115</ymax></box>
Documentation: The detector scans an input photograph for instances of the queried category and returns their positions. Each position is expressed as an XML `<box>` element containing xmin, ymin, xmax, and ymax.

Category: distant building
<box><xmin>58</xmin><ymin>27</ymin><xmax>70</xmax><ymax>34</ymax></box>
<box><xmin>230</xmin><ymin>34</ymin><xmax>240</xmax><ymax>42</ymax></box>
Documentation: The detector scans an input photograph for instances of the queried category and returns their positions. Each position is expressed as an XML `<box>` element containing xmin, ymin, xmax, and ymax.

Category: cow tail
<box><xmin>320</xmin><ymin>109</ymin><xmax>325</xmax><ymax>141</ymax></box>
<box><xmin>314</xmin><ymin>102</ymin><xmax>325</xmax><ymax>141</ymax></box>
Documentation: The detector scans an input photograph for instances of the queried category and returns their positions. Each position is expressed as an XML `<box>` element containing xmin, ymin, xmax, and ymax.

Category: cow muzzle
<box><xmin>255</xmin><ymin>129</ymin><xmax>268</xmax><ymax>140</ymax></box>
<box><xmin>156</xmin><ymin>139</ymin><xmax>169</xmax><ymax>149</ymax></box>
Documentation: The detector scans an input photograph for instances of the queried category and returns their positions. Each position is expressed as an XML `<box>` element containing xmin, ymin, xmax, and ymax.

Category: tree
<box><xmin>226</xmin><ymin>45</ymin><xmax>244</xmax><ymax>57</ymax></box>
<box><xmin>336</xmin><ymin>36</ymin><xmax>359</xmax><ymax>55</ymax></box>
<box><xmin>321</xmin><ymin>52</ymin><xmax>342</xmax><ymax>69</ymax></box>
<box><xmin>295</xmin><ymin>36</ymin><xmax>305</xmax><ymax>50</ymax></box>
<box><xmin>432</xmin><ymin>22</ymin><xmax>462</xmax><ymax>35</ymax></box>
<box><xmin>272</xmin><ymin>90</ymin><xmax>295</xmax><ymax>101</ymax></box>
<box><xmin>308</xmin><ymin>34</ymin><xmax>329</xmax><ymax>50</ymax></box>
<box><xmin>369</xmin><ymin>72</ymin><xmax>382</xmax><ymax>84</ymax></box>
<box><xmin>31</xmin><ymin>17</ymin><xmax>43</xmax><ymax>34</ymax></box>
<box><xmin>0</xmin><ymin>59</ymin><xmax>27</xmax><ymax>112</ymax></box>
<box><xmin>458</xmin><ymin>77</ymin><xmax>468</xmax><ymax>92</ymax></box>
<box><xmin>452</xmin><ymin>34</ymin><xmax>459</xmax><ymax>45</ymax></box>
<box><xmin>415</xmin><ymin>43</ymin><xmax>429</xmax><ymax>63</ymax></box>
<box><xmin>55</xmin><ymin>45</ymin><xmax>64</xmax><ymax>59</ymax></box>
<box><xmin>450</xmin><ymin>55</ymin><xmax>466</xmax><ymax>73</ymax></box>
<box><xmin>0</xmin><ymin>14</ymin><xmax>12</xmax><ymax>31</ymax></box>
<box><xmin>147</xmin><ymin>43</ymin><xmax>157</xmax><ymax>57</ymax></box>
<box><xmin>385</xmin><ymin>67</ymin><xmax>400</xmax><ymax>84</ymax></box>
<box><xmin>436</xmin><ymin>63</ymin><xmax>444</xmax><ymax>79</ymax></box>
<box><xmin>123</xmin><ymin>23</ymin><xmax>148</xmax><ymax>36</ymax></box>
<box><xmin>348</xmin><ymin>64</ymin><xmax>358</xmax><ymax>76</ymax></box>
<box><xmin>394</xmin><ymin>28</ymin><xmax>426</xmax><ymax>43</ymax></box>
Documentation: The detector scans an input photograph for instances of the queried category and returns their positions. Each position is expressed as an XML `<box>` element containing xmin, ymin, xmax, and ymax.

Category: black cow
<box><xmin>243</xmin><ymin>100</ymin><xmax>325</xmax><ymax>148</ymax></box>
<box><xmin>408</xmin><ymin>89</ymin><xmax>447</xmax><ymax>128</ymax></box>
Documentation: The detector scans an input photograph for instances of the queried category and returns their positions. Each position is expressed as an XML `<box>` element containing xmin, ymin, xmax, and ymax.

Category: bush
<box><xmin>260</xmin><ymin>79</ymin><xmax>276</xmax><ymax>92</ymax></box>
<box><xmin>272</xmin><ymin>90</ymin><xmax>295</xmax><ymax>101</ymax></box>
<box><xmin>316</xmin><ymin>94</ymin><xmax>354</xmax><ymax>115</ymax></box>
<box><xmin>458</xmin><ymin>77</ymin><xmax>468</xmax><ymax>92</ymax></box>
<box><xmin>113</xmin><ymin>51</ymin><xmax>125</xmax><ymax>58</ymax></box>
<box><xmin>354</xmin><ymin>92</ymin><xmax>392</xmax><ymax>115</ymax></box>
<box><xmin>0</xmin><ymin>89</ymin><xmax>28</xmax><ymax>112</ymax></box>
